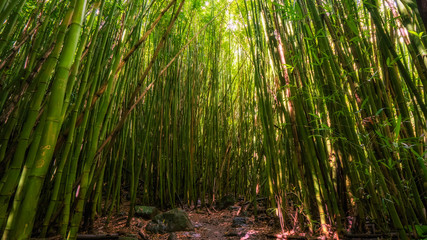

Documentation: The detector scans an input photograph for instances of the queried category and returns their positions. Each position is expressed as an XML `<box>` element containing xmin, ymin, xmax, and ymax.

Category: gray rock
<box><xmin>232</xmin><ymin>217</ymin><xmax>248</xmax><ymax>227</ymax></box>
<box><xmin>134</xmin><ymin>206</ymin><xmax>160</xmax><ymax>220</ymax></box>
<box><xmin>146</xmin><ymin>208</ymin><xmax>194</xmax><ymax>233</ymax></box>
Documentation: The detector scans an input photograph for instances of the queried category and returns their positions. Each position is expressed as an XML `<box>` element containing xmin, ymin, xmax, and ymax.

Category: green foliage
<box><xmin>415</xmin><ymin>225</ymin><xmax>427</xmax><ymax>238</ymax></box>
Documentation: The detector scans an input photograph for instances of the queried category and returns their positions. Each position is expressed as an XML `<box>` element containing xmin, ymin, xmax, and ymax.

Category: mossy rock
<box><xmin>134</xmin><ymin>206</ymin><xmax>160</xmax><ymax>220</ymax></box>
<box><xmin>146</xmin><ymin>208</ymin><xmax>194</xmax><ymax>233</ymax></box>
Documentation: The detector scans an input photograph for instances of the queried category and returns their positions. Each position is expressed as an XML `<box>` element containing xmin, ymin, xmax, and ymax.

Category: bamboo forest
<box><xmin>1</xmin><ymin>0</ymin><xmax>427</xmax><ymax>239</ymax></box>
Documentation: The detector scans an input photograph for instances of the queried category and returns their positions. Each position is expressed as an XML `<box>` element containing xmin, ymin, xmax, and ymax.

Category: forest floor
<box><xmin>81</xmin><ymin>199</ymin><xmax>403</xmax><ymax>240</ymax></box>
<box><xmin>39</xmin><ymin>196</ymin><xmax>399</xmax><ymax>240</ymax></box>
<box><xmin>86</xmin><ymin>198</ymin><xmax>289</xmax><ymax>240</ymax></box>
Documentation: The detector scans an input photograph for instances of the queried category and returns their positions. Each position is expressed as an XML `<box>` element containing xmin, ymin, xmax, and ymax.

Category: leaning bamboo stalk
<box><xmin>6</xmin><ymin>0</ymin><xmax>88</xmax><ymax>238</ymax></box>
<box><xmin>39</xmin><ymin>4</ymin><xmax>100</xmax><ymax>236</ymax></box>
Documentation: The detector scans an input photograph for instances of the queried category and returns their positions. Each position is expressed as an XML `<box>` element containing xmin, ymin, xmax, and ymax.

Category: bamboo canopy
<box><xmin>0</xmin><ymin>0</ymin><xmax>426</xmax><ymax>239</ymax></box>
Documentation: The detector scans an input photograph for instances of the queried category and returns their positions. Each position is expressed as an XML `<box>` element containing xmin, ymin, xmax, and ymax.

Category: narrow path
<box><xmin>180</xmin><ymin>207</ymin><xmax>273</xmax><ymax>239</ymax></box>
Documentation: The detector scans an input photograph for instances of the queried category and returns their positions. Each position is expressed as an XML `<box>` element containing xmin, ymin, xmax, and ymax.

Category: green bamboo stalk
<box><xmin>7</xmin><ymin>0</ymin><xmax>88</xmax><ymax>237</ymax></box>
<box><xmin>0</xmin><ymin>0</ymin><xmax>76</xmax><ymax>230</ymax></box>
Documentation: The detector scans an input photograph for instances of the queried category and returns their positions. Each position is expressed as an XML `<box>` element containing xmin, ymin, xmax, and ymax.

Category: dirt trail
<box><xmin>179</xmin><ymin>208</ymin><xmax>274</xmax><ymax>239</ymax></box>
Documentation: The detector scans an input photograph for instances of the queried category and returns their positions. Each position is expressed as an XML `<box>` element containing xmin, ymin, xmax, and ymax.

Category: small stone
<box><xmin>194</xmin><ymin>223</ymin><xmax>202</xmax><ymax>228</ymax></box>
<box><xmin>232</xmin><ymin>217</ymin><xmax>248</xmax><ymax>227</ymax></box>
